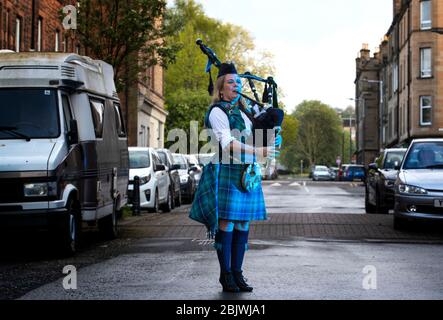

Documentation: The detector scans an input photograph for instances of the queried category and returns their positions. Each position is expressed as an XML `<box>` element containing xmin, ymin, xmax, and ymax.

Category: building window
<box><xmin>420</xmin><ymin>0</ymin><xmax>431</xmax><ymax>30</ymax></box>
<box><xmin>55</xmin><ymin>30</ymin><xmax>60</xmax><ymax>52</ymax></box>
<box><xmin>15</xmin><ymin>17</ymin><xmax>21</xmax><ymax>52</ymax></box>
<box><xmin>420</xmin><ymin>48</ymin><xmax>432</xmax><ymax>78</ymax></box>
<box><xmin>393</xmin><ymin>63</ymin><xmax>398</xmax><ymax>92</ymax></box>
<box><xmin>75</xmin><ymin>45</ymin><xmax>80</xmax><ymax>54</ymax></box>
<box><xmin>420</xmin><ymin>96</ymin><xmax>432</xmax><ymax>126</ymax></box>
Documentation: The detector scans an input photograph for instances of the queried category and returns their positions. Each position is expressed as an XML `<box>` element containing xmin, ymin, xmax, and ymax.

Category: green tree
<box><xmin>68</xmin><ymin>0</ymin><xmax>181</xmax><ymax>91</ymax></box>
<box><xmin>292</xmin><ymin>100</ymin><xmax>342</xmax><ymax>167</ymax></box>
<box><xmin>279</xmin><ymin>114</ymin><xmax>299</xmax><ymax>172</ymax></box>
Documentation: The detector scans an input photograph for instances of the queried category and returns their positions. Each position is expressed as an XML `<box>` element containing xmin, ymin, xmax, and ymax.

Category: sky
<box><xmin>168</xmin><ymin>0</ymin><xmax>393</xmax><ymax>113</ymax></box>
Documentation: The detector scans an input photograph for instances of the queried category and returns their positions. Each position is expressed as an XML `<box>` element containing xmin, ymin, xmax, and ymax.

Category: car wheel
<box><xmin>161</xmin><ymin>189</ymin><xmax>172</xmax><ymax>213</ymax></box>
<box><xmin>376</xmin><ymin>189</ymin><xmax>389</xmax><ymax>214</ymax></box>
<box><xmin>170</xmin><ymin>188</ymin><xmax>176</xmax><ymax>210</ymax></box>
<box><xmin>148</xmin><ymin>190</ymin><xmax>159</xmax><ymax>213</ymax></box>
<box><xmin>176</xmin><ymin>190</ymin><xmax>182</xmax><ymax>207</ymax></box>
<box><xmin>393</xmin><ymin>216</ymin><xmax>408</xmax><ymax>230</ymax></box>
<box><xmin>365</xmin><ymin>186</ymin><xmax>376</xmax><ymax>214</ymax></box>
<box><xmin>98</xmin><ymin>199</ymin><xmax>119</xmax><ymax>240</ymax></box>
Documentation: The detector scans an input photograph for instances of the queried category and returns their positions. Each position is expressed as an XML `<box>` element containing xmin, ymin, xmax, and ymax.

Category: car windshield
<box><xmin>403</xmin><ymin>142</ymin><xmax>443</xmax><ymax>169</ymax></box>
<box><xmin>172</xmin><ymin>154</ymin><xmax>187</xmax><ymax>169</ymax></box>
<box><xmin>129</xmin><ymin>151</ymin><xmax>150</xmax><ymax>169</ymax></box>
<box><xmin>315</xmin><ymin>167</ymin><xmax>328</xmax><ymax>172</ymax></box>
<box><xmin>0</xmin><ymin>88</ymin><xmax>60</xmax><ymax>139</ymax></box>
<box><xmin>383</xmin><ymin>151</ymin><xmax>406</xmax><ymax>169</ymax></box>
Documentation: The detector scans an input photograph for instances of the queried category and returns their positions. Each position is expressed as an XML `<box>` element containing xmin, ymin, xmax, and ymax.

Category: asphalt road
<box><xmin>1</xmin><ymin>178</ymin><xmax>443</xmax><ymax>300</ymax></box>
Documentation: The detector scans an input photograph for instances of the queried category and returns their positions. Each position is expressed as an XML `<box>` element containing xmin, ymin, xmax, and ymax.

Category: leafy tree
<box><xmin>292</xmin><ymin>100</ymin><xmax>342</xmax><ymax>167</ymax></box>
<box><xmin>67</xmin><ymin>0</ymin><xmax>181</xmax><ymax>91</ymax></box>
<box><xmin>279</xmin><ymin>114</ymin><xmax>299</xmax><ymax>172</ymax></box>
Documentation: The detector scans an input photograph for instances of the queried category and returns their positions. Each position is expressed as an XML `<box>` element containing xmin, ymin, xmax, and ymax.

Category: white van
<box><xmin>128</xmin><ymin>147</ymin><xmax>172</xmax><ymax>212</ymax></box>
<box><xmin>0</xmin><ymin>52</ymin><xmax>129</xmax><ymax>255</ymax></box>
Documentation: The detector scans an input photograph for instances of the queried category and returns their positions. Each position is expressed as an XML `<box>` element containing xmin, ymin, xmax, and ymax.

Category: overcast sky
<box><xmin>168</xmin><ymin>0</ymin><xmax>393</xmax><ymax>113</ymax></box>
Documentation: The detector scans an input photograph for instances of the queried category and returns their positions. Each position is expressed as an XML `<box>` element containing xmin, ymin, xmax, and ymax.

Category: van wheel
<box><xmin>98</xmin><ymin>200</ymin><xmax>118</xmax><ymax>240</ymax></box>
<box><xmin>57</xmin><ymin>198</ymin><xmax>80</xmax><ymax>256</ymax></box>
<box><xmin>161</xmin><ymin>189</ymin><xmax>172</xmax><ymax>213</ymax></box>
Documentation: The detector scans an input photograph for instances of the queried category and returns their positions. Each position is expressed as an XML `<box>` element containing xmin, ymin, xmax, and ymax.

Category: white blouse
<box><xmin>208</xmin><ymin>107</ymin><xmax>253</xmax><ymax>149</ymax></box>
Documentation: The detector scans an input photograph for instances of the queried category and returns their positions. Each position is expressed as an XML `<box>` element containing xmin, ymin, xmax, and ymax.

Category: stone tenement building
<box><xmin>355</xmin><ymin>0</ymin><xmax>443</xmax><ymax>165</ymax></box>
<box><xmin>0</xmin><ymin>0</ymin><xmax>166</xmax><ymax>148</ymax></box>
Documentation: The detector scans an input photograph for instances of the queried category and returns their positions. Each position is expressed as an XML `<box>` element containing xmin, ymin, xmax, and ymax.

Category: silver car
<box><xmin>312</xmin><ymin>165</ymin><xmax>333</xmax><ymax>181</ymax></box>
<box><xmin>394</xmin><ymin>139</ymin><xmax>443</xmax><ymax>229</ymax></box>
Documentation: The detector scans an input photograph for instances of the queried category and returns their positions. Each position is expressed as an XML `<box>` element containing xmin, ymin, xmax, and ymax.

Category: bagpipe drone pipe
<box><xmin>196</xmin><ymin>39</ymin><xmax>284</xmax><ymax>148</ymax></box>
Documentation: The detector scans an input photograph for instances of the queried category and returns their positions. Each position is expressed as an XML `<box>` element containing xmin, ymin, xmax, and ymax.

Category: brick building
<box><xmin>355</xmin><ymin>0</ymin><xmax>443</xmax><ymax>165</ymax></box>
<box><xmin>0</xmin><ymin>0</ymin><xmax>167</xmax><ymax>147</ymax></box>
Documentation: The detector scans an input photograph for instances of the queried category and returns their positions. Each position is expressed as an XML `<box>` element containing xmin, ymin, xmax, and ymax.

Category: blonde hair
<box><xmin>211</xmin><ymin>75</ymin><xmax>226</xmax><ymax>104</ymax></box>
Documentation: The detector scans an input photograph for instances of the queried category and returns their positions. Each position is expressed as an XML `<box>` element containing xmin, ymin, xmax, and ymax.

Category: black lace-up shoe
<box><xmin>219</xmin><ymin>272</ymin><xmax>240</xmax><ymax>292</ymax></box>
<box><xmin>233</xmin><ymin>271</ymin><xmax>253</xmax><ymax>292</ymax></box>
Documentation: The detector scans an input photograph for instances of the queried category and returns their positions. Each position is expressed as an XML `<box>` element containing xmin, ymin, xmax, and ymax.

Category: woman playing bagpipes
<box><xmin>189</xmin><ymin>61</ymin><xmax>283</xmax><ymax>293</ymax></box>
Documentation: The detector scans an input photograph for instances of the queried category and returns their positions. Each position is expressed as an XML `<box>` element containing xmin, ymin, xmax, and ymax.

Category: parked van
<box><xmin>0</xmin><ymin>52</ymin><xmax>129</xmax><ymax>255</ymax></box>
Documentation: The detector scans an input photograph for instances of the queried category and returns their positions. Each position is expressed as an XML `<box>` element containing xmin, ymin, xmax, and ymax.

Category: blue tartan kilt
<box><xmin>189</xmin><ymin>163</ymin><xmax>267</xmax><ymax>231</ymax></box>
<box><xmin>217</xmin><ymin>164</ymin><xmax>267</xmax><ymax>222</ymax></box>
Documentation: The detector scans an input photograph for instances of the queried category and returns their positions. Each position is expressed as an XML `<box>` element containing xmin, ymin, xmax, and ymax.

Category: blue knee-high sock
<box><xmin>214</xmin><ymin>230</ymin><xmax>233</xmax><ymax>274</ymax></box>
<box><xmin>231</xmin><ymin>229</ymin><xmax>249</xmax><ymax>273</ymax></box>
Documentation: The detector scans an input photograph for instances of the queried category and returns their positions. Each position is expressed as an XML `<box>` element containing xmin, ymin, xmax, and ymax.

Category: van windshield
<box><xmin>0</xmin><ymin>88</ymin><xmax>60</xmax><ymax>139</ymax></box>
<box><xmin>129</xmin><ymin>151</ymin><xmax>151</xmax><ymax>169</ymax></box>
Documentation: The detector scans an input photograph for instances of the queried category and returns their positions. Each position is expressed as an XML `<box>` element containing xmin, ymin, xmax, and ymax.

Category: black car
<box><xmin>365</xmin><ymin>148</ymin><xmax>407</xmax><ymax>214</ymax></box>
<box><xmin>156</xmin><ymin>148</ymin><xmax>182</xmax><ymax>208</ymax></box>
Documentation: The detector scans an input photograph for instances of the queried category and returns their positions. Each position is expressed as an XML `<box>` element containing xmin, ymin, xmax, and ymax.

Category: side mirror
<box><xmin>188</xmin><ymin>166</ymin><xmax>197</xmax><ymax>173</ymax></box>
<box><xmin>68</xmin><ymin>119</ymin><xmax>79</xmax><ymax>145</ymax></box>
<box><xmin>368</xmin><ymin>163</ymin><xmax>378</xmax><ymax>170</ymax></box>
<box><xmin>155</xmin><ymin>164</ymin><xmax>166</xmax><ymax>172</ymax></box>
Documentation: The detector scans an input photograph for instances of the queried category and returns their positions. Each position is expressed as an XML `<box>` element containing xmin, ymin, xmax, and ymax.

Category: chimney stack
<box><xmin>360</xmin><ymin>43</ymin><xmax>370</xmax><ymax>61</ymax></box>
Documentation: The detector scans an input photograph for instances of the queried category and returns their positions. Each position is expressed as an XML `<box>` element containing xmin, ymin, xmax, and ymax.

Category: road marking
<box><xmin>271</xmin><ymin>183</ymin><xmax>282</xmax><ymax>187</ymax></box>
<box><xmin>290</xmin><ymin>182</ymin><xmax>301</xmax><ymax>187</ymax></box>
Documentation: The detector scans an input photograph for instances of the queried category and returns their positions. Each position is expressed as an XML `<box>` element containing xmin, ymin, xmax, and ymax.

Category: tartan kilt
<box><xmin>189</xmin><ymin>163</ymin><xmax>267</xmax><ymax>233</ymax></box>
<box><xmin>217</xmin><ymin>163</ymin><xmax>267</xmax><ymax>221</ymax></box>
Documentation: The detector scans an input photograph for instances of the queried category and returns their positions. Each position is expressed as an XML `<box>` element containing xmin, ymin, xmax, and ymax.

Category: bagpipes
<box><xmin>196</xmin><ymin>39</ymin><xmax>284</xmax><ymax>147</ymax></box>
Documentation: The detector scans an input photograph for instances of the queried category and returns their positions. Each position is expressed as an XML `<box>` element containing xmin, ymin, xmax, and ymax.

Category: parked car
<box><xmin>156</xmin><ymin>148</ymin><xmax>182</xmax><ymax>208</ymax></box>
<box><xmin>172</xmin><ymin>153</ymin><xmax>197</xmax><ymax>203</ymax></box>
<box><xmin>340</xmin><ymin>164</ymin><xmax>366</xmax><ymax>182</ymax></box>
<box><xmin>128</xmin><ymin>147</ymin><xmax>172</xmax><ymax>213</ymax></box>
<box><xmin>393</xmin><ymin>139</ymin><xmax>443</xmax><ymax>230</ymax></box>
<box><xmin>329</xmin><ymin>167</ymin><xmax>339</xmax><ymax>181</ymax></box>
<box><xmin>184</xmin><ymin>154</ymin><xmax>203</xmax><ymax>186</ymax></box>
<box><xmin>365</xmin><ymin>148</ymin><xmax>407</xmax><ymax>214</ymax></box>
<box><xmin>312</xmin><ymin>165</ymin><xmax>333</xmax><ymax>181</ymax></box>
<box><xmin>0</xmin><ymin>52</ymin><xmax>129</xmax><ymax>255</ymax></box>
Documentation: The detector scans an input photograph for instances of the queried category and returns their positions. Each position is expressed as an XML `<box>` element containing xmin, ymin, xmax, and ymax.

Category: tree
<box><xmin>279</xmin><ymin>114</ymin><xmax>299</xmax><ymax>172</ymax></box>
<box><xmin>68</xmin><ymin>0</ymin><xmax>181</xmax><ymax>91</ymax></box>
<box><xmin>164</xmin><ymin>0</ymin><xmax>277</xmax><ymax>143</ymax></box>
<box><xmin>292</xmin><ymin>100</ymin><xmax>342</xmax><ymax>167</ymax></box>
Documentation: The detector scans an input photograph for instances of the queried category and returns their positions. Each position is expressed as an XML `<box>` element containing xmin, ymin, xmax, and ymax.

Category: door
<box><xmin>152</xmin><ymin>152</ymin><xmax>168</xmax><ymax>201</ymax></box>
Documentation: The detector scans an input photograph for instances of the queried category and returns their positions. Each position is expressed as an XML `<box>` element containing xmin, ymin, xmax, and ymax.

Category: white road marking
<box><xmin>271</xmin><ymin>183</ymin><xmax>282</xmax><ymax>187</ymax></box>
<box><xmin>290</xmin><ymin>182</ymin><xmax>301</xmax><ymax>187</ymax></box>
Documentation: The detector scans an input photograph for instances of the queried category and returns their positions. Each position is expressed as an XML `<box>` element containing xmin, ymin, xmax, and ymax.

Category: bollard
<box><xmin>132</xmin><ymin>175</ymin><xmax>141</xmax><ymax>216</ymax></box>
